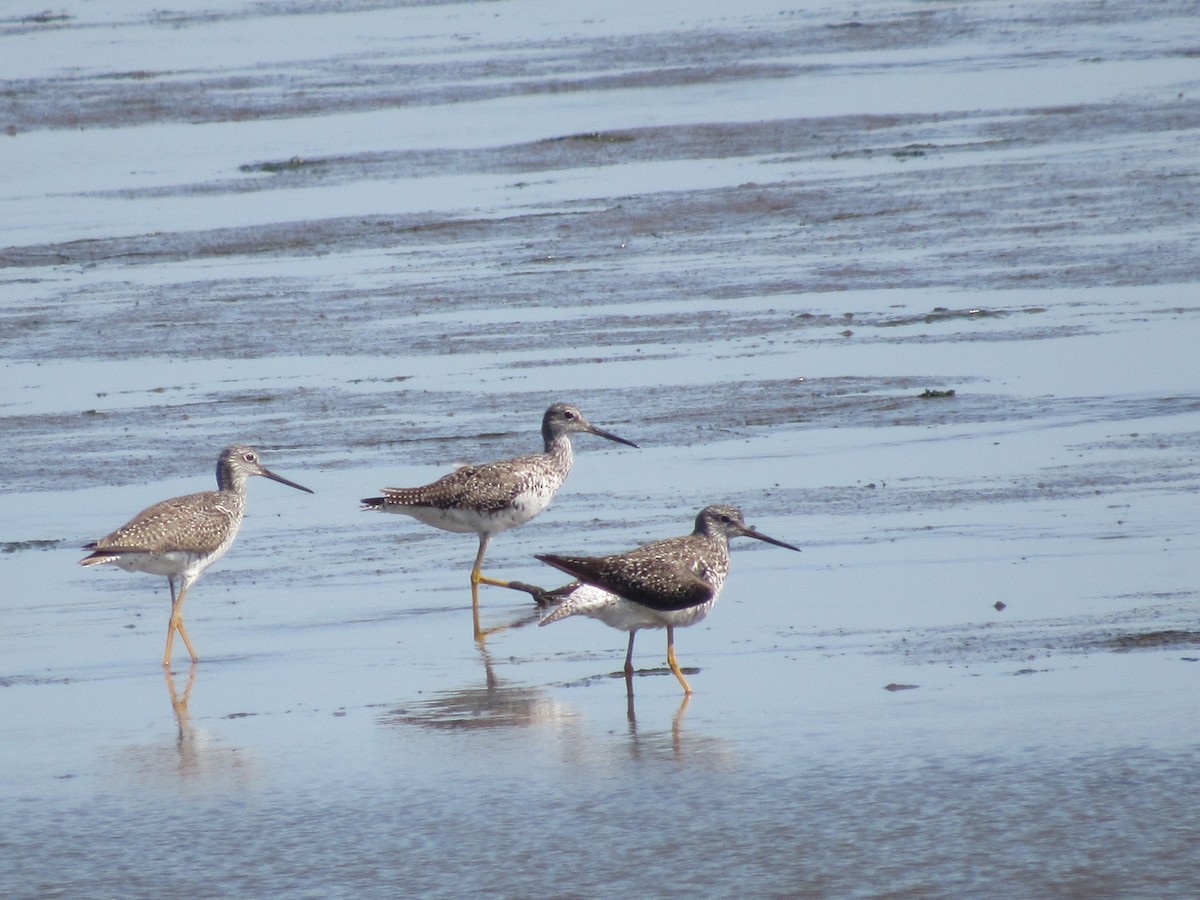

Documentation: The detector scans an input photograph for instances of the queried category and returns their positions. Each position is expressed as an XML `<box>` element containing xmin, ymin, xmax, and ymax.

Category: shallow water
<box><xmin>2</xmin><ymin>0</ymin><xmax>1200</xmax><ymax>896</ymax></box>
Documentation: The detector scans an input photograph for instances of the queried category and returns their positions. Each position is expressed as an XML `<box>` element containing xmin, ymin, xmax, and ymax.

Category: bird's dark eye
<box><xmin>243</xmin><ymin>452</ymin><xmax>256</xmax><ymax>462</ymax></box>
<box><xmin>563</xmin><ymin>410</ymin><xmax>576</xmax><ymax>419</ymax></box>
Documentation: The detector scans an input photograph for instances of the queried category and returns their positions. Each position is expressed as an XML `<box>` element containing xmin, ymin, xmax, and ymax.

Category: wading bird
<box><xmin>536</xmin><ymin>504</ymin><xmax>800</xmax><ymax>693</ymax></box>
<box><xmin>81</xmin><ymin>444</ymin><xmax>313</xmax><ymax>667</ymax></box>
<box><xmin>361</xmin><ymin>403</ymin><xmax>638</xmax><ymax>635</ymax></box>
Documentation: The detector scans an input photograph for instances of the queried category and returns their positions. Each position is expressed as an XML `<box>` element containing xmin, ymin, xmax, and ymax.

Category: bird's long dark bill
<box><xmin>263</xmin><ymin>468</ymin><xmax>315</xmax><ymax>494</ymax></box>
<box><xmin>586</xmin><ymin>425</ymin><xmax>640</xmax><ymax>448</ymax></box>
<box><xmin>740</xmin><ymin>526</ymin><xmax>801</xmax><ymax>552</ymax></box>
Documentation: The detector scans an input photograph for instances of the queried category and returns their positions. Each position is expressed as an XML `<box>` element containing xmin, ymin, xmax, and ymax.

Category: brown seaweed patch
<box><xmin>1107</xmin><ymin>631</ymin><xmax>1200</xmax><ymax>652</ymax></box>
<box><xmin>1</xmin><ymin>538</ymin><xmax>63</xmax><ymax>553</ymax></box>
<box><xmin>239</xmin><ymin>156</ymin><xmax>315</xmax><ymax>174</ymax></box>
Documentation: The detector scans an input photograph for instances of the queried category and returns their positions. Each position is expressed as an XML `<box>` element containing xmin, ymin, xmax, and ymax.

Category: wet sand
<box><xmin>2</xmin><ymin>1</ymin><xmax>1199</xmax><ymax>896</ymax></box>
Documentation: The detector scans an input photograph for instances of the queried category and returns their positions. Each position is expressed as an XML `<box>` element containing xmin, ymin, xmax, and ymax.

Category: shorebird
<box><xmin>360</xmin><ymin>403</ymin><xmax>638</xmax><ymax>624</ymax></box>
<box><xmin>535</xmin><ymin>504</ymin><xmax>800</xmax><ymax>694</ymax></box>
<box><xmin>80</xmin><ymin>444</ymin><xmax>313</xmax><ymax>667</ymax></box>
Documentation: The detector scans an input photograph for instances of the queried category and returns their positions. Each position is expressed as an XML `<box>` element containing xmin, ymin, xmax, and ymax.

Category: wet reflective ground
<box><xmin>2</xmin><ymin>0</ymin><xmax>1199</xmax><ymax>895</ymax></box>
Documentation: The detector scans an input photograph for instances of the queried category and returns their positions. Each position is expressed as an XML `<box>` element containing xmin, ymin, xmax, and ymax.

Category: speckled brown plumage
<box><xmin>537</xmin><ymin>530</ymin><xmax>724</xmax><ymax>611</ymax></box>
<box><xmin>83</xmin><ymin>492</ymin><xmax>242</xmax><ymax>560</ymax></box>
<box><xmin>364</xmin><ymin>448</ymin><xmax>573</xmax><ymax>523</ymax></box>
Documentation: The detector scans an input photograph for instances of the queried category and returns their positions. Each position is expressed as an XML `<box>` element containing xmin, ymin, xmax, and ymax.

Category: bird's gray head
<box><xmin>694</xmin><ymin>504</ymin><xmax>800</xmax><ymax>551</ymax></box>
<box><xmin>218</xmin><ymin>445</ymin><xmax>313</xmax><ymax>494</ymax></box>
<box><xmin>541</xmin><ymin>403</ymin><xmax>639</xmax><ymax>448</ymax></box>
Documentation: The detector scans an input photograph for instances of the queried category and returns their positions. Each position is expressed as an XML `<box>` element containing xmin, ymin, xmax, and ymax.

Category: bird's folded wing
<box><xmin>87</xmin><ymin>494</ymin><xmax>234</xmax><ymax>555</ymax></box>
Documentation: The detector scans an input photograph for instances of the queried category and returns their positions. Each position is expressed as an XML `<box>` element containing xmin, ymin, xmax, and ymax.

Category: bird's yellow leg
<box><xmin>624</xmin><ymin>632</ymin><xmax>637</xmax><ymax>678</ymax></box>
<box><xmin>469</xmin><ymin>533</ymin><xmax>518</xmax><ymax>589</ymax></box>
<box><xmin>476</xmin><ymin>573</ymin><xmax>516</xmax><ymax>587</ymax></box>
<box><xmin>469</xmin><ymin>534</ymin><xmax>491</xmax><ymax>587</ymax></box>
<box><xmin>163</xmin><ymin>624</ymin><xmax>176</xmax><ymax>669</ymax></box>
<box><xmin>468</xmin><ymin>534</ymin><xmax>489</xmax><ymax>641</ymax></box>
<box><xmin>665</xmin><ymin>626</ymin><xmax>693</xmax><ymax>695</ymax></box>
<box><xmin>163</xmin><ymin>583</ymin><xmax>199</xmax><ymax>668</ymax></box>
<box><xmin>471</xmin><ymin>578</ymin><xmax>485</xmax><ymax>642</ymax></box>
<box><xmin>468</xmin><ymin>534</ymin><xmax>534</xmax><ymax>640</ymax></box>
<box><xmin>176</xmin><ymin>619</ymin><xmax>200</xmax><ymax>666</ymax></box>
<box><xmin>163</xmin><ymin>578</ymin><xmax>179</xmax><ymax>668</ymax></box>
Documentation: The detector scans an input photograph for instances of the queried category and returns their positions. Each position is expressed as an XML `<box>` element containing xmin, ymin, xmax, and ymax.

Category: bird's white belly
<box><xmin>395</xmin><ymin>506</ymin><xmax>489</xmax><ymax>533</ymax></box>
<box><xmin>591</xmin><ymin>601</ymin><xmax>670</xmax><ymax>632</ymax></box>
<box><xmin>397</xmin><ymin>489</ymin><xmax>554</xmax><ymax>534</ymax></box>
<box><xmin>489</xmin><ymin>488</ymin><xmax>554</xmax><ymax>530</ymax></box>
<box><xmin>552</xmin><ymin>586</ymin><xmax>717</xmax><ymax>632</ymax></box>
<box><xmin>110</xmin><ymin>550</ymin><xmax>207</xmax><ymax>578</ymax></box>
<box><xmin>658</xmin><ymin>598</ymin><xmax>717</xmax><ymax>629</ymax></box>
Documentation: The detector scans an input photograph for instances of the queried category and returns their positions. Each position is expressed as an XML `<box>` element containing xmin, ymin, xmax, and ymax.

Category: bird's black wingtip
<box><xmin>535</xmin><ymin>554</ymin><xmax>591</xmax><ymax>584</ymax></box>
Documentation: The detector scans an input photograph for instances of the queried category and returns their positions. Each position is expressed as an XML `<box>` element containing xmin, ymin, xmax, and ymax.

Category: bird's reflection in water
<box><xmin>381</xmin><ymin>639</ymin><xmax>577</xmax><ymax>731</ymax></box>
<box><xmin>380</xmin><ymin>601</ymin><xmax>733</xmax><ymax>768</ymax></box>
<box><xmin>618</xmin><ymin>681</ymin><xmax>737</xmax><ymax>767</ymax></box>
<box><xmin>626</xmin><ymin>691</ymin><xmax>690</xmax><ymax>754</ymax></box>
<box><xmin>166</xmin><ymin>663</ymin><xmax>197</xmax><ymax>730</ymax></box>
<box><xmin>114</xmin><ymin>666</ymin><xmax>260</xmax><ymax>787</ymax></box>
<box><xmin>472</xmin><ymin>602</ymin><xmax>541</xmax><ymax>645</ymax></box>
